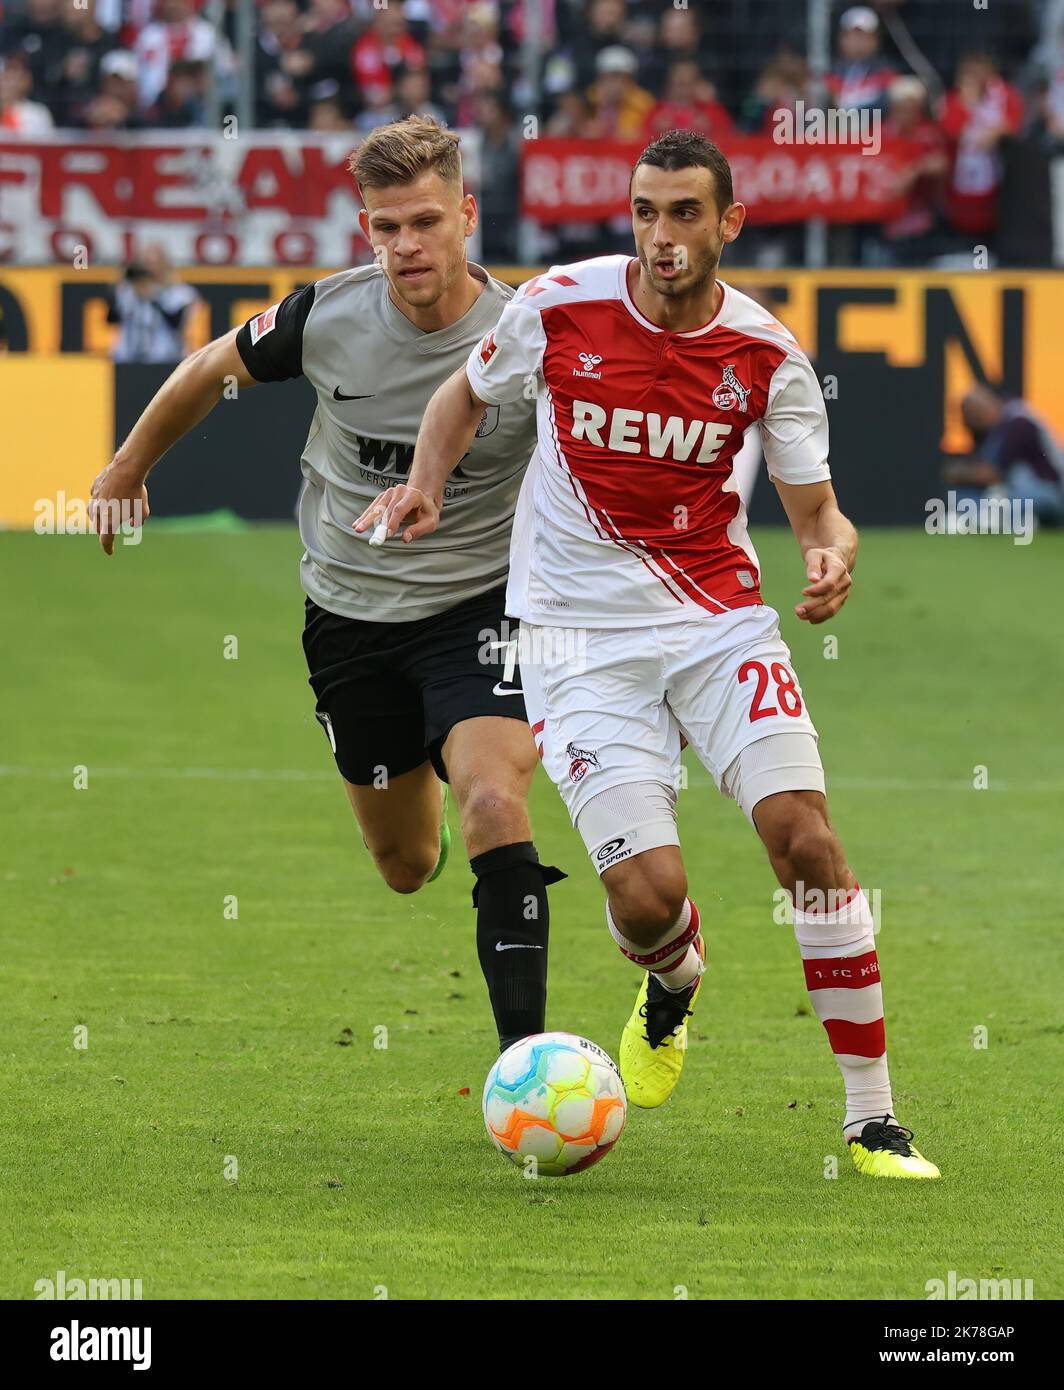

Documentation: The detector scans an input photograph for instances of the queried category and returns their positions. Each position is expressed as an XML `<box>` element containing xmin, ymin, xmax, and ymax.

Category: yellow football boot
<box><xmin>619</xmin><ymin>935</ymin><xmax>706</xmax><ymax>1109</ymax></box>
<box><xmin>848</xmin><ymin>1119</ymin><xmax>941</xmax><ymax>1179</ymax></box>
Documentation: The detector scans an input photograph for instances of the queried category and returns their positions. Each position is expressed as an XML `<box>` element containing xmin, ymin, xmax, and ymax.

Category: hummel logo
<box><xmin>573</xmin><ymin>352</ymin><xmax>603</xmax><ymax>379</ymax></box>
<box><xmin>334</xmin><ymin>387</ymin><xmax>375</xmax><ymax>401</ymax></box>
<box><xmin>495</xmin><ymin>942</ymin><xmax>543</xmax><ymax>951</ymax></box>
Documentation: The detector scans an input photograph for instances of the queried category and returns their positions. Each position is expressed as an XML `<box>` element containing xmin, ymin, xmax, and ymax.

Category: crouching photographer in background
<box><xmin>107</xmin><ymin>245</ymin><xmax>200</xmax><ymax>364</ymax></box>
<box><xmin>944</xmin><ymin>385</ymin><xmax>1064</xmax><ymax>528</ymax></box>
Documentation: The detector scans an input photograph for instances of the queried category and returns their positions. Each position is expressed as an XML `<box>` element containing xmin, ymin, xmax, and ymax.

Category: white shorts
<box><xmin>522</xmin><ymin>604</ymin><xmax>824</xmax><ymax>835</ymax></box>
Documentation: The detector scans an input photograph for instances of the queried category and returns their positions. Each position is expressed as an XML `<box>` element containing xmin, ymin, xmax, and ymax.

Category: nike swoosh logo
<box><xmin>492</xmin><ymin>683</ymin><xmax>523</xmax><ymax>697</ymax></box>
<box><xmin>495</xmin><ymin>942</ymin><xmax>543</xmax><ymax>951</ymax></box>
<box><xmin>333</xmin><ymin>387</ymin><xmax>375</xmax><ymax>401</ymax></box>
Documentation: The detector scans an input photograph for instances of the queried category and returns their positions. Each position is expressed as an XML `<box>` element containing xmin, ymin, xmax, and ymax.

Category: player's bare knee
<box><xmin>458</xmin><ymin>780</ymin><xmax>527</xmax><ymax>845</ymax></box>
<box><xmin>770</xmin><ymin>817</ymin><xmax>840</xmax><ymax>889</ymax></box>
<box><xmin>606</xmin><ymin>863</ymin><xmax>687</xmax><ymax>946</ymax></box>
<box><xmin>373</xmin><ymin>847</ymin><xmax>436</xmax><ymax>895</ymax></box>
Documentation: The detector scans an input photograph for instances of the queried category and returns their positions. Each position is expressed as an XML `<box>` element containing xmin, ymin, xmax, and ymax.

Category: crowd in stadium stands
<box><xmin>2</xmin><ymin>0</ymin><xmax>1063</xmax><ymax>263</ymax></box>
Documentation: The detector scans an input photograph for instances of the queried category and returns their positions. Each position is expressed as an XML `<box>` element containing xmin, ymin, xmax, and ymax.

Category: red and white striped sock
<box><xmin>606</xmin><ymin>897</ymin><xmax>704</xmax><ymax>992</ymax></box>
<box><xmin>792</xmin><ymin>885</ymin><xmax>894</xmax><ymax>1140</ymax></box>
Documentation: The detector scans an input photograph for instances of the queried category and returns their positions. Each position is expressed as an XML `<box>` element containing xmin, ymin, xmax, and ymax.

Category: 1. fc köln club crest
<box><xmin>712</xmin><ymin>363</ymin><xmax>750</xmax><ymax>412</ymax></box>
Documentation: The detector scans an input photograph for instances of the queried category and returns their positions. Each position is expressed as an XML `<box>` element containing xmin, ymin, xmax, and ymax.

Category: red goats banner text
<box><xmin>521</xmin><ymin>136</ymin><xmax>919</xmax><ymax>225</ymax></box>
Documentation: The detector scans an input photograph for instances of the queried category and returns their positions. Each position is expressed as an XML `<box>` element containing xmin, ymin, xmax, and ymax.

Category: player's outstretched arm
<box><xmin>353</xmin><ymin>365</ymin><xmax>486</xmax><ymax>545</ymax></box>
<box><xmin>773</xmin><ymin>478</ymin><xmax>858</xmax><ymax>624</ymax></box>
<box><xmin>89</xmin><ymin>328</ymin><xmax>257</xmax><ymax>555</ymax></box>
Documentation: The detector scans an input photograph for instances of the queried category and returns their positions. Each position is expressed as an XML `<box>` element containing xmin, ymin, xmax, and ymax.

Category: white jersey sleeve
<box><xmin>759</xmin><ymin>351</ymin><xmax>831</xmax><ymax>485</ymax></box>
<box><xmin>466</xmin><ymin>281</ymin><xmax>547</xmax><ymax>406</ymax></box>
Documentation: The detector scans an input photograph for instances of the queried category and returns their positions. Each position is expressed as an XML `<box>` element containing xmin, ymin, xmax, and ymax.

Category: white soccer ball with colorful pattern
<box><xmin>482</xmin><ymin>1032</ymin><xmax>627</xmax><ymax>1176</ymax></box>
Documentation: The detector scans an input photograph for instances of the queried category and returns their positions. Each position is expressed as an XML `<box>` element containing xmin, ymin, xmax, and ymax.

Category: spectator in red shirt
<box><xmin>880</xmin><ymin>76</ymin><xmax>949</xmax><ymax>263</ymax></box>
<box><xmin>642</xmin><ymin>60</ymin><xmax>735</xmax><ymax>143</ymax></box>
<box><xmin>134</xmin><ymin>0</ymin><xmax>230</xmax><ymax>112</ymax></box>
<box><xmin>352</xmin><ymin>2</ymin><xmax>426</xmax><ymax>107</ymax></box>
<box><xmin>941</xmin><ymin>51</ymin><xmax>1024</xmax><ymax>238</ymax></box>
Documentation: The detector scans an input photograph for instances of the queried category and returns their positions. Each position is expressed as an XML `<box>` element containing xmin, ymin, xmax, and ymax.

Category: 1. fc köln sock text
<box><xmin>792</xmin><ymin>885</ymin><xmax>895</xmax><ymax>1139</ymax></box>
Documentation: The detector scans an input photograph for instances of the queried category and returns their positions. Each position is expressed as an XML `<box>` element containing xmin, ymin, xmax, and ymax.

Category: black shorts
<box><xmin>302</xmin><ymin>585</ymin><xmax>528</xmax><ymax>785</ymax></box>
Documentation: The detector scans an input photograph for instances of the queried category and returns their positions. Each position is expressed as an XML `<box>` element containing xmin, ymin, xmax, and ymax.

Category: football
<box><xmin>482</xmin><ymin>1031</ymin><xmax>628</xmax><ymax>1177</ymax></box>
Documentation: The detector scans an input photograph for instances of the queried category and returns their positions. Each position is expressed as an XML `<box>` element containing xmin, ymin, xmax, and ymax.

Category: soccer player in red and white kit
<box><xmin>362</xmin><ymin>131</ymin><xmax>939</xmax><ymax>1179</ymax></box>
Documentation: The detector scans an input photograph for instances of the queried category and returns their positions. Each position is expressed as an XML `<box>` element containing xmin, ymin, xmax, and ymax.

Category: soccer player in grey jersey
<box><xmin>89</xmin><ymin>117</ymin><xmax>562</xmax><ymax>1054</ymax></box>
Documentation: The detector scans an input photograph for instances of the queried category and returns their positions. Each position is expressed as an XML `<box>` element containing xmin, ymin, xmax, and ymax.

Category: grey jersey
<box><xmin>235</xmin><ymin>263</ymin><xmax>536</xmax><ymax>622</ymax></box>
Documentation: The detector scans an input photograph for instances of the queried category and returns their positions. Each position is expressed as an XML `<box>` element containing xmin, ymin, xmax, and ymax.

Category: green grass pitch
<box><xmin>2</xmin><ymin>525</ymin><xmax>1061</xmax><ymax>1300</ymax></box>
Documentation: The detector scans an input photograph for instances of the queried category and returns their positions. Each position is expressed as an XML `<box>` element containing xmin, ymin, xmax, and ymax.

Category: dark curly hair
<box><xmin>631</xmin><ymin>130</ymin><xmax>734</xmax><ymax>213</ymax></box>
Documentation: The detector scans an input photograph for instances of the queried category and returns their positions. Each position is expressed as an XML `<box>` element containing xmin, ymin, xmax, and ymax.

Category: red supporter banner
<box><xmin>521</xmin><ymin>136</ymin><xmax>920</xmax><ymax>226</ymax></box>
<box><xmin>0</xmin><ymin>131</ymin><xmax>484</xmax><ymax>265</ymax></box>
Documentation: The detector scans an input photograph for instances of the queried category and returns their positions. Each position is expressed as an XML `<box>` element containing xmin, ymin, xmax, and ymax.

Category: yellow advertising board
<box><xmin>2</xmin><ymin>265</ymin><xmax>1063</xmax><ymax>528</ymax></box>
<box><xmin>0</xmin><ymin>356</ymin><xmax>112</xmax><ymax>528</ymax></box>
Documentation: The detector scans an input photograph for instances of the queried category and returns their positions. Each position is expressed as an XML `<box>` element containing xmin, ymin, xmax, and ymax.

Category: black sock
<box><xmin>470</xmin><ymin>841</ymin><xmax>566</xmax><ymax>1053</ymax></box>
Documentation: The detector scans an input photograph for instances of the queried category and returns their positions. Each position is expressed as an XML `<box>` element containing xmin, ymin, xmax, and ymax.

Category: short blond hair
<box><xmin>349</xmin><ymin>116</ymin><xmax>463</xmax><ymax>196</ymax></box>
